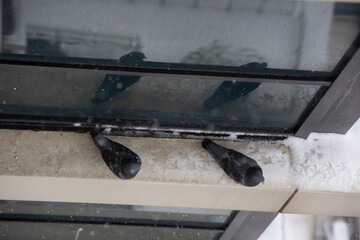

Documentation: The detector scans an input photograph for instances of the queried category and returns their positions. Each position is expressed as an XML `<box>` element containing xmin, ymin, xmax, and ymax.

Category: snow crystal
<box><xmin>75</xmin><ymin>228</ymin><xmax>83</xmax><ymax>240</ymax></box>
<box><xmin>116</xmin><ymin>82</ymin><xmax>123</xmax><ymax>89</ymax></box>
<box><xmin>101</xmin><ymin>124</ymin><xmax>118</xmax><ymax>129</ymax></box>
<box><xmin>282</xmin><ymin>118</ymin><xmax>360</xmax><ymax>192</ymax></box>
<box><xmin>229</xmin><ymin>133</ymin><xmax>237</xmax><ymax>140</ymax></box>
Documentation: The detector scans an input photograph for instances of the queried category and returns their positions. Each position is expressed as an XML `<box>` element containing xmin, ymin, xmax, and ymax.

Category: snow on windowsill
<box><xmin>281</xmin><ymin>118</ymin><xmax>360</xmax><ymax>192</ymax></box>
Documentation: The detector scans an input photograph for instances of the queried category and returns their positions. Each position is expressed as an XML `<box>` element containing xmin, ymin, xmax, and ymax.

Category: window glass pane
<box><xmin>0</xmin><ymin>201</ymin><xmax>233</xmax><ymax>228</ymax></box>
<box><xmin>0</xmin><ymin>65</ymin><xmax>322</xmax><ymax>130</ymax></box>
<box><xmin>1</xmin><ymin>0</ymin><xmax>360</xmax><ymax>71</ymax></box>
<box><xmin>0</xmin><ymin>201</ymin><xmax>229</xmax><ymax>239</ymax></box>
<box><xmin>0</xmin><ymin>222</ymin><xmax>223</xmax><ymax>240</ymax></box>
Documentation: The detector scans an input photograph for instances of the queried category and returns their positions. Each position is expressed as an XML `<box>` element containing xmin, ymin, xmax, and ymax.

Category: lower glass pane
<box><xmin>0</xmin><ymin>65</ymin><xmax>322</xmax><ymax>131</ymax></box>
<box><xmin>0</xmin><ymin>222</ymin><xmax>223</xmax><ymax>240</ymax></box>
<box><xmin>0</xmin><ymin>201</ymin><xmax>230</xmax><ymax>239</ymax></box>
<box><xmin>0</xmin><ymin>201</ymin><xmax>233</xmax><ymax>229</ymax></box>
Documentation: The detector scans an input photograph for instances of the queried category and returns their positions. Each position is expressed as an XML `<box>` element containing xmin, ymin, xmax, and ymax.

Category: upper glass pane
<box><xmin>2</xmin><ymin>0</ymin><xmax>360</xmax><ymax>72</ymax></box>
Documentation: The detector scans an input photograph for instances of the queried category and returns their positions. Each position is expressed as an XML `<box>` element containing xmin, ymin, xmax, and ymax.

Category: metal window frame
<box><xmin>218</xmin><ymin>189</ymin><xmax>299</xmax><ymax>239</ymax></box>
<box><xmin>0</xmin><ymin>53</ymin><xmax>334</xmax><ymax>85</ymax></box>
<box><xmin>219</xmin><ymin>211</ymin><xmax>278</xmax><ymax>240</ymax></box>
<box><xmin>295</xmin><ymin>39</ymin><xmax>360</xmax><ymax>138</ymax></box>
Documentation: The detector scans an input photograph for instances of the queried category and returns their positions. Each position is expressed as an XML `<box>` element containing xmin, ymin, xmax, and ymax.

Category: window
<box><xmin>1</xmin><ymin>0</ymin><xmax>360</xmax><ymax>139</ymax></box>
<box><xmin>0</xmin><ymin>200</ymin><xmax>233</xmax><ymax>239</ymax></box>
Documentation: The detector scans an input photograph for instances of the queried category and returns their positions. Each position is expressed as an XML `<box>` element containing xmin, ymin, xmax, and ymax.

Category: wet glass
<box><xmin>0</xmin><ymin>200</ymin><xmax>230</xmax><ymax>239</ymax></box>
<box><xmin>0</xmin><ymin>222</ymin><xmax>223</xmax><ymax>240</ymax></box>
<box><xmin>1</xmin><ymin>0</ymin><xmax>360</xmax><ymax>72</ymax></box>
<box><xmin>0</xmin><ymin>200</ymin><xmax>233</xmax><ymax>228</ymax></box>
<box><xmin>0</xmin><ymin>64</ymin><xmax>321</xmax><ymax>129</ymax></box>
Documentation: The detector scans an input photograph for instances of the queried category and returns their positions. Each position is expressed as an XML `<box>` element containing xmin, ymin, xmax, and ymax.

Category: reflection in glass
<box><xmin>202</xmin><ymin>62</ymin><xmax>266</xmax><ymax>111</ymax></box>
<box><xmin>1</xmin><ymin>0</ymin><xmax>360</xmax><ymax>71</ymax></box>
<box><xmin>91</xmin><ymin>52</ymin><xmax>145</xmax><ymax>105</ymax></box>
<box><xmin>0</xmin><ymin>64</ymin><xmax>321</xmax><ymax>129</ymax></box>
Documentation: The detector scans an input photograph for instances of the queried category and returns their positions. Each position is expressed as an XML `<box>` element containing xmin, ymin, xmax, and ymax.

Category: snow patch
<box><xmin>116</xmin><ymin>82</ymin><xmax>123</xmax><ymax>89</ymax></box>
<box><xmin>229</xmin><ymin>133</ymin><xmax>237</xmax><ymax>140</ymax></box>
<box><xmin>101</xmin><ymin>124</ymin><xmax>118</xmax><ymax>129</ymax></box>
<box><xmin>282</xmin><ymin>118</ymin><xmax>360</xmax><ymax>192</ymax></box>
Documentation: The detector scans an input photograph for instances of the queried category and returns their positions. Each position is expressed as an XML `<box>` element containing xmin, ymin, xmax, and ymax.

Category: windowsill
<box><xmin>0</xmin><ymin>129</ymin><xmax>294</xmax><ymax>212</ymax></box>
<box><xmin>0</xmin><ymin>129</ymin><xmax>359</xmax><ymax>217</ymax></box>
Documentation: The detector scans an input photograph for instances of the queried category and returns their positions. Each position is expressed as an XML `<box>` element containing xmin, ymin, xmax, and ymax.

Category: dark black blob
<box><xmin>203</xmin><ymin>62</ymin><xmax>267</xmax><ymax>111</ymax></box>
<box><xmin>91</xmin><ymin>51</ymin><xmax>146</xmax><ymax>105</ymax></box>
<box><xmin>118</xmin><ymin>51</ymin><xmax>146</xmax><ymax>64</ymax></box>
<box><xmin>91</xmin><ymin>131</ymin><xmax>142</xmax><ymax>180</ymax></box>
<box><xmin>202</xmin><ymin>138</ymin><xmax>264</xmax><ymax>187</ymax></box>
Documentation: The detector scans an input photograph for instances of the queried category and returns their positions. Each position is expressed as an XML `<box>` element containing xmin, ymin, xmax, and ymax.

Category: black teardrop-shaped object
<box><xmin>202</xmin><ymin>139</ymin><xmax>264</xmax><ymax>187</ymax></box>
<box><xmin>91</xmin><ymin>131</ymin><xmax>142</xmax><ymax>180</ymax></box>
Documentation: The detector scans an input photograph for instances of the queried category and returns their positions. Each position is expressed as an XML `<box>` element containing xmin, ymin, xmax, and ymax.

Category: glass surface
<box><xmin>0</xmin><ymin>201</ymin><xmax>233</xmax><ymax>228</ymax></box>
<box><xmin>0</xmin><ymin>222</ymin><xmax>223</xmax><ymax>240</ymax></box>
<box><xmin>1</xmin><ymin>0</ymin><xmax>360</xmax><ymax>71</ymax></box>
<box><xmin>0</xmin><ymin>64</ymin><xmax>321</xmax><ymax>129</ymax></box>
<box><xmin>0</xmin><ymin>201</ymin><xmax>229</xmax><ymax>239</ymax></box>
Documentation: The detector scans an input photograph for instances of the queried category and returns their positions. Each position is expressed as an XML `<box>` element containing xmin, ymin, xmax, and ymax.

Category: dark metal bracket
<box><xmin>296</xmin><ymin>45</ymin><xmax>360</xmax><ymax>138</ymax></box>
